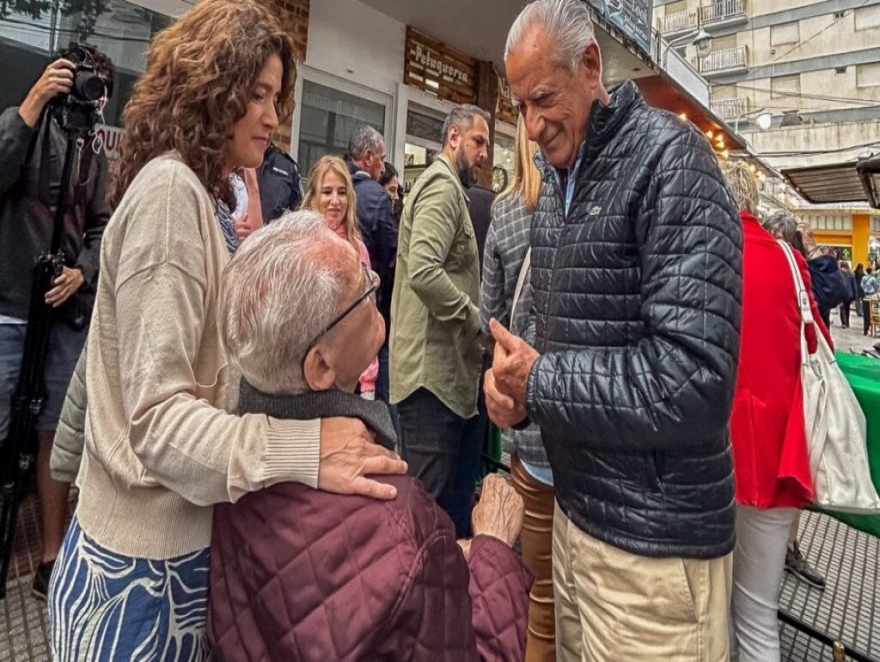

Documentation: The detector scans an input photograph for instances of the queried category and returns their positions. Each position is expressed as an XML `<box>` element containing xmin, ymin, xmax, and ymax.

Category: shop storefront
<box><xmin>290</xmin><ymin>0</ymin><xmax>402</xmax><ymax>183</ymax></box>
<box><xmin>398</xmin><ymin>27</ymin><xmax>516</xmax><ymax>194</ymax></box>
<box><xmin>795</xmin><ymin>209</ymin><xmax>877</xmax><ymax>266</ymax></box>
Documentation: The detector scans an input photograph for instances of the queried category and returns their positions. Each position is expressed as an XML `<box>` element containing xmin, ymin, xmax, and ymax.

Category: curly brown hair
<box><xmin>109</xmin><ymin>0</ymin><xmax>296</xmax><ymax>210</ymax></box>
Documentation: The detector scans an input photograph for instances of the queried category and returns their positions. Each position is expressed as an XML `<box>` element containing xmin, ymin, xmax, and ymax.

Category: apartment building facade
<box><xmin>654</xmin><ymin>0</ymin><xmax>880</xmax><ymax>167</ymax></box>
<box><xmin>654</xmin><ymin>0</ymin><xmax>880</xmax><ymax>263</ymax></box>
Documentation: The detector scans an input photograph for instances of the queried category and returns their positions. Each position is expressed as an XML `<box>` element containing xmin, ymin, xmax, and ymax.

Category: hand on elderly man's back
<box><xmin>318</xmin><ymin>417</ymin><xmax>407</xmax><ymax>500</ymax></box>
<box><xmin>471</xmin><ymin>473</ymin><xmax>524</xmax><ymax>547</ymax></box>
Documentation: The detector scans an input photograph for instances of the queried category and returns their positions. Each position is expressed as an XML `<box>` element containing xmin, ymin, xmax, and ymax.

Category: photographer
<box><xmin>0</xmin><ymin>47</ymin><xmax>113</xmax><ymax>600</ymax></box>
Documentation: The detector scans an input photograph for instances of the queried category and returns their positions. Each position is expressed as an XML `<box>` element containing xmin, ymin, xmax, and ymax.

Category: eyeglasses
<box><xmin>303</xmin><ymin>263</ymin><xmax>379</xmax><ymax>358</ymax></box>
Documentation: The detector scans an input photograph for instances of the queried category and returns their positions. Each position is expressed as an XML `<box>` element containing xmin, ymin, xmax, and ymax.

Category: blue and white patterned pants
<box><xmin>48</xmin><ymin>516</ymin><xmax>211</xmax><ymax>662</ymax></box>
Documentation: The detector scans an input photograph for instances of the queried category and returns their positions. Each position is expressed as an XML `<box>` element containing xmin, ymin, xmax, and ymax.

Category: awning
<box><xmin>634</xmin><ymin>74</ymin><xmax>747</xmax><ymax>153</ymax></box>
<box><xmin>782</xmin><ymin>160</ymin><xmax>880</xmax><ymax>208</ymax></box>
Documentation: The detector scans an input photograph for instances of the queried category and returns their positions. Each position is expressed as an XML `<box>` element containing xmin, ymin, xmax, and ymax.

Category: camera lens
<box><xmin>74</xmin><ymin>71</ymin><xmax>105</xmax><ymax>102</ymax></box>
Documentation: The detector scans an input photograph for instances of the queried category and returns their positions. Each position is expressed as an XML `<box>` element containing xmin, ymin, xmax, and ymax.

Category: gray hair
<box><xmin>505</xmin><ymin>0</ymin><xmax>597</xmax><ymax>72</ymax></box>
<box><xmin>218</xmin><ymin>210</ymin><xmax>347</xmax><ymax>395</ymax></box>
<box><xmin>441</xmin><ymin>104</ymin><xmax>490</xmax><ymax>146</ymax></box>
<box><xmin>348</xmin><ymin>124</ymin><xmax>384</xmax><ymax>162</ymax></box>
<box><xmin>764</xmin><ymin>210</ymin><xmax>799</xmax><ymax>247</ymax></box>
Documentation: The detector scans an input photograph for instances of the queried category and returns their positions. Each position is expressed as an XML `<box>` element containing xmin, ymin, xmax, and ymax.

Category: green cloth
<box><xmin>819</xmin><ymin>353</ymin><xmax>880</xmax><ymax>538</ymax></box>
<box><xmin>389</xmin><ymin>153</ymin><xmax>482</xmax><ymax>419</ymax></box>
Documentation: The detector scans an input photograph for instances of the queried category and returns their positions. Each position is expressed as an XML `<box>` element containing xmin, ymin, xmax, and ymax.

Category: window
<box><xmin>833</xmin><ymin>10</ymin><xmax>847</xmax><ymax>20</ymax></box>
<box><xmin>855</xmin><ymin>5</ymin><xmax>880</xmax><ymax>30</ymax></box>
<box><xmin>857</xmin><ymin>62</ymin><xmax>880</xmax><ymax>88</ymax></box>
<box><xmin>808</xmin><ymin>215</ymin><xmax>852</xmax><ymax>231</ymax></box>
<box><xmin>712</xmin><ymin>35</ymin><xmax>738</xmax><ymax>51</ymax></box>
<box><xmin>770</xmin><ymin>22</ymin><xmax>800</xmax><ymax>46</ymax></box>
<box><xmin>872</xmin><ymin>216</ymin><xmax>880</xmax><ymax>232</ymax></box>
<box><xmin>771</xmin><ymin>74</ymin><xmax>801</xmax><ymax>99</ymax></box>
<box><xmin>835</xmin><ymin>66</ymin><xmax>848</xmax><ymax>74</ymax></box>
<box><xmin>711</xmin><ymin>84</ymin><xmax>738</xmax><ymax>100</ymax></box>
<box><xmin>294</xmin><ymin>73</ymin><xmax>393</xmax><ymax>173</ymax></box>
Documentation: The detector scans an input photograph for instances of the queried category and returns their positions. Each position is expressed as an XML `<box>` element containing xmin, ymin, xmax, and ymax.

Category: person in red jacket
<box><xmin>207</xmin><ymin>211</ymin><xmax>531</xmax><ymax>662</ymax></box>
<box><xmin>723</xmin><ymin>162</ymin><xmax>832</xmax><ymax>662</ymax></box>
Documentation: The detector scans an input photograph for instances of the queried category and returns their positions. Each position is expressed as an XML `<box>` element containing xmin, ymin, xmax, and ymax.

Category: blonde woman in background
<box><xmin>479</xmin><ymin>116</ymin><xmax>554</xmax><ymax>662</ymax></box>
<box><xmin>302</xmin><ymin>155</ymin><xmax>379</xmax><ymax>399</ymax></box>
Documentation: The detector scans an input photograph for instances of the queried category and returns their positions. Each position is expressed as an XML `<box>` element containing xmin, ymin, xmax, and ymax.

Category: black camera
<box><xmin>51</xmin><ymin>43</ymin><xmax>108</xmax><ymax>137</ymax></box>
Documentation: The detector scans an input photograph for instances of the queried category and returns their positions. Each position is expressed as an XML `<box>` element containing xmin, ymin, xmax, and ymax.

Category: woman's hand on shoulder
<box><xmin>318</xmin><ymin>417</ymin><xmax>407</xmax><ymax>500</ymax></box>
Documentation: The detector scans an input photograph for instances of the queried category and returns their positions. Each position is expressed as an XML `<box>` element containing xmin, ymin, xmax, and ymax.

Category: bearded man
<box><xmin>390</xmin><ymin>104</ymin><xmax>489</xmax><ymax>538</ymax></box>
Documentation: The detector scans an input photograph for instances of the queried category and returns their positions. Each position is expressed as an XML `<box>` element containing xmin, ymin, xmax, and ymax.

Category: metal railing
<box><xmin>710</xmin><ymin>97</ymin><xmax>750</xmax><ymax>119</ymax></box>
<box><xmin>700</xmin><ymin>0</ymin><xmax>747</xmax><ymax>24</ymax></box>
<box><xmin>695</xmin><ymin>46</ymin><xmax>748</xmax><ymax>73</ymax></box>
<box><xmin>659</xmin><ymin>8</ymin><xmax>699</xmax><ymax>33</ymax></box>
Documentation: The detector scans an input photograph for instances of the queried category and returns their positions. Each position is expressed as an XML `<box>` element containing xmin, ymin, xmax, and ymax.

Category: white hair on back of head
<box><xmin>218</xmin><ymin>210</ymin><xmax>347</xmax><ymax>395</ymax></box>
<box><xmin>505</xmin><ymin>0</ymin><xmax>597</xmax><ymax>72</ymax></box>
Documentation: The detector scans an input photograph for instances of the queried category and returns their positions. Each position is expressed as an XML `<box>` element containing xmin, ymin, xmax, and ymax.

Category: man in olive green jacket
<box><xmin>390</xmin><ymin>104</ymin><xmax>490</xmax><ymax>537</ymax></box>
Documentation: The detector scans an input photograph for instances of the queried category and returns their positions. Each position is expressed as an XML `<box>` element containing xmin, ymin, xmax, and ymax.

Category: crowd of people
<box><xmin>1</xmin><ymin>0</ymin><xmax>878</xmax><ymax>660</ymax></box>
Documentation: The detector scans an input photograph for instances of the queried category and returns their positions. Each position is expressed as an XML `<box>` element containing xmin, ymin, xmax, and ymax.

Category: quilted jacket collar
<box><xmin>535</xmin><ymin>79</ymin><xmax>643</xmax><ymax>182</ymax></box>
<box><xmin>238</xmin><ymin>379</ymin><xmax>397</xmax><ymax>449</ymax></box>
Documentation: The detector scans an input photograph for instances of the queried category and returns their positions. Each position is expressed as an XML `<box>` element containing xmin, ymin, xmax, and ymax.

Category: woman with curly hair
<box><xmin>301</xmin><ymin>155</ymin><xmax>378</xmax><ymax>398</ymax></box>
<box><xmin>47</xmin><ymin>2</ymin><xmax>405</xmax><ymax>659</ymax></box>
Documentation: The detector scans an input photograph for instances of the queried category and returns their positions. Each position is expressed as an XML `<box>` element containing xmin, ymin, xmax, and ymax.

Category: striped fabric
<box><xmin>216</xmin><ymin>200</ymin><xmax>239</xmax><ymax>256</ymax></box>
<box><xmin>49</xmin><ymin>517</ymin><xmax>211</xmax><ymax>662</ymax></box>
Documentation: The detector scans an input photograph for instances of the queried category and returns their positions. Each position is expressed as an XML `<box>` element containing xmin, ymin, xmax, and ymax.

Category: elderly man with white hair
<box><xmin>485</xmin><ymin>0</ymin><xmax>743</xmax><ymax>659</ymax></box>
<box><xmin>207</xmin><ymin>211</ymin><xmax>531</xmax><ymax>662</ymax></box>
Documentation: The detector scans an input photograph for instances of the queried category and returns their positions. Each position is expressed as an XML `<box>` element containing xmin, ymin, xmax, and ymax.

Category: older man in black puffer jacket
<box><xmin>486</xmin><ymin>1</ymin><xmax>743</xmax><ymax>660</ymax></box>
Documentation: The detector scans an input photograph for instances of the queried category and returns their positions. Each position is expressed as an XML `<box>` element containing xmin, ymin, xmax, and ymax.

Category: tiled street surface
<box><xmin>1</xmin><ymin>321</ymin><xmax>878</xmax><ymax>661</ymax></box>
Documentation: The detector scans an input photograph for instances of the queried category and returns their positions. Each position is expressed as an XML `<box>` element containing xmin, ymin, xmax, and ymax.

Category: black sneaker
<box><xmin>32</xmin><ymin>560</ymin><xmax>54</xmax><ymax>602</ymax></box>
<box><xmin>785</xmin><ymin>540</ymin><xmax>826</xmax><ymax>589</ymax></box>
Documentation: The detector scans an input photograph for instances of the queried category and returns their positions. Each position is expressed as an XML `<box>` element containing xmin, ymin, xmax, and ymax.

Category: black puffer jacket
<box><xmin>526</xmin><ymin>81</ymin><xmax>742</xmax><ymax>559</ymax></box>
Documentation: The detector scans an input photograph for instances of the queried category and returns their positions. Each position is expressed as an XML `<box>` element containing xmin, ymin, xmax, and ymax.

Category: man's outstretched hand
<box><xmin>484</xmin><ymin>318</ymin><xmax>538</xmax><ymax>429</ymax></box>
<box><xmin>318</xmin><ymin>417</ymin><xmax>407</xmax><ymax>500</ymax></box>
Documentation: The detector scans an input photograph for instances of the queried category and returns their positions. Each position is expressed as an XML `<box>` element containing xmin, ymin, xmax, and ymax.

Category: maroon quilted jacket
<box><xmin>208</xmin><ymin>474</ymin><xmax>531</xmax><ymax>661</ymax></box>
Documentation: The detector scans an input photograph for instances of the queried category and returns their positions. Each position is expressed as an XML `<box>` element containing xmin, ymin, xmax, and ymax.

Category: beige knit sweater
<box><xmin>76</xmin><ymin>153</ymin><xmax>320</xmax><ymax>559</ymax></box>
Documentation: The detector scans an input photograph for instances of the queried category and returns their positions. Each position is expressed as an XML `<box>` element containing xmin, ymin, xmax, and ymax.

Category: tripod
<box><xmin>0</xmin><ymin>108</ymin><xmax>94</xmax><ymax>599</ymax></box>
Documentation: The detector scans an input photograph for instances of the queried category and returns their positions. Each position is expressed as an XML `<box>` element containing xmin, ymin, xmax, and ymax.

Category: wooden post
<box><xmin>475</xmin><ymin>59</ymin><xmax>498</xmax><ymax>190</ymax></box>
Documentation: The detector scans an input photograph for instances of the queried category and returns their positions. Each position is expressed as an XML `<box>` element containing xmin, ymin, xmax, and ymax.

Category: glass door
<box><xmin>292</xmin><ymin>66</ymin><xmax>395</xmax><ymax>181</ymax></box>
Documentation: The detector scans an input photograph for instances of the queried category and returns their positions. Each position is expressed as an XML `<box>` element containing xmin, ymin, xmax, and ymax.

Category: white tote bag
<box><xmin>511</xmin><ymin>247</ymin><xmax>531</xmax><ymax>318</ymax></box>
<box><xmin>778</xmin><ymin>240</ymin><xmax>880</xmax><ymax>513</ymax></box>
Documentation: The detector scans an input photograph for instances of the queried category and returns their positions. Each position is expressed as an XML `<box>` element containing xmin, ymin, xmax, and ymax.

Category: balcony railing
<box><xmin>700</xmin><ymin>0</ymin><xmax>747</xmax><ymax>25</ymax></box>
<box><xmin>694</xmin><ymin>46</ymin><xmax>749</xmax><ymax>75</ymax></box>
<box><xmin>659</xmin><ymin>8</ymin><xmax>699</xmax><ymax>34</ymax></box>
<box><xmin>710</xmin><ymin>97</ymin><xmax>750</xmax><ymax>120</ymax></box>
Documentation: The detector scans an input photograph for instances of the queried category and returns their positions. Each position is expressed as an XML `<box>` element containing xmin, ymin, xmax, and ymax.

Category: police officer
<box><xmin>257</xmin><ymin>141</ymin><xmax>302</xmax><ymax>224</ymax></box>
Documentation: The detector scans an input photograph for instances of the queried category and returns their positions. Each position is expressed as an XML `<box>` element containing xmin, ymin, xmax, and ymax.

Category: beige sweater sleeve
<box><xmin>111</xmin><ymin>160</ymin><xmax>319</xmax><ymax>505</ymax></box>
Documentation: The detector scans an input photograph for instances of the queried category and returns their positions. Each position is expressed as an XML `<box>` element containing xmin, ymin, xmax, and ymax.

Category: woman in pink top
<box><xmin>302</xmin><ymin>155</ymin><xmax>379</xmax><ymax>398</ymax></box>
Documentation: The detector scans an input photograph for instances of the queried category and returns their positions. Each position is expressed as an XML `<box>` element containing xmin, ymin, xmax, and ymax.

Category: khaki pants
<box><xmin>511</xmin><ymin>457</ymin><xmax>557</xmax><ymax>662</ymax></box>
<box><xmin>553</xmin><ymin>502</ymin><xmax>732</xmax><ymax>661</ymax></box>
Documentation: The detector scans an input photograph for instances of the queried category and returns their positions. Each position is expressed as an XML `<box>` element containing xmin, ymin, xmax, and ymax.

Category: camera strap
<box><xmin>37</xmin><ymin>116</ymin><xmax>94</xmax><ymax>223</ymax></box>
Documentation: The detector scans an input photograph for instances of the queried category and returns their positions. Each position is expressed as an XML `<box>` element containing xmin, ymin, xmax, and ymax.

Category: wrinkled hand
<box><xmin>318</xmin><ymin>417</ymin><xmax>407</xmax><ymax>500</ymax></box>
<box><xmin>471</xmin><ymin>473</ymin><xmax>524</xmax><ymax>547</ymax></box>
<box><xmin>45</xmin><ymin>266</ymin><xmax>84</xmax><ymax>308</ymax></box>
<box><xmin>20</xmin><ymin>59</ymin><xmax>74</xmax><ymax>128</ymax></box>
<box><xmin>484</xmin><ymin>318</ymin><xmax>537</xmax><ymax>428</ymax></box>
